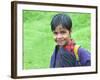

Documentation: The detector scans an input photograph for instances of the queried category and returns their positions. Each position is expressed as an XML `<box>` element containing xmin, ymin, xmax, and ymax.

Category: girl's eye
<box><xmin>53</xmin><ymin>32</ymin><xmax>58</xmax><ymax>35</ymax></box>
<box><xmin>60</xmin><ymin>31</ymin><xmax>66</xmax><ymax>34</ymax></box>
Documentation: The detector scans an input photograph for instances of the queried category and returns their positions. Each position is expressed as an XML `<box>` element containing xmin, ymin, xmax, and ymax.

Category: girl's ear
<box><xmin>69</xmin><ymin>29</ymin><xmax>72</xmax><ymax>34</ymax></box>
<box><xmin>69</xmin><ymin>30</ymin><xmax>72</xmax><ymax>38</ymax></box>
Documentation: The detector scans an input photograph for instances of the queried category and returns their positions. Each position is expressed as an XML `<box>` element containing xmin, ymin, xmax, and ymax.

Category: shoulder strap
<box><xmin>74</xmin><ymin>45</ymin><xmax>80</xmax><ymax>61</ymax></box>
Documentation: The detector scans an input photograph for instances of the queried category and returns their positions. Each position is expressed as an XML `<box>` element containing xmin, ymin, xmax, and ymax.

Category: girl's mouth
<box><xmin>56</xmin><ymin>40</ymin><xmax>66</xmax><ymax>45</ymax></box>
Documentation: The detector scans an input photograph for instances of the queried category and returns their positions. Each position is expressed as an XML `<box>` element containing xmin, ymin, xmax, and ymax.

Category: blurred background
<box><xmin>23</xmin><ymin>11</ymin><xmax>91</xmax><ymax>69</ymax></box>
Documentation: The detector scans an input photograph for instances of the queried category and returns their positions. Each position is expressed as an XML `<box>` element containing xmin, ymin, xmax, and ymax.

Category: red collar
<box><xmin>64</xmin><ymin>39</ymin><xmax>75</xmax><ymax>53</ymax></box>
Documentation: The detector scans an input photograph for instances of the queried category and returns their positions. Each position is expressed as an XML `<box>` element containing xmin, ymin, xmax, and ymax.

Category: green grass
<box><xmin>23</xmin><ymin>11</ymin><xmax>91</xmax><ymax>69</ymax></box>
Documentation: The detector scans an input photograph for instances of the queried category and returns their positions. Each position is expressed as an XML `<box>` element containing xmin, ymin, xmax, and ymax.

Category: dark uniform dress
<box><xmin>50</xmin><ymin>45</ymin><xmax>91</xmax><ymax>68</ymax></box>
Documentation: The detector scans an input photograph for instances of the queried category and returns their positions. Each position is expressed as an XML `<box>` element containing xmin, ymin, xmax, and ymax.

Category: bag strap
<box><xmin>74</xmin><ymin>45</ymin><xmax>80</xmax><ymax>61</ymax></box>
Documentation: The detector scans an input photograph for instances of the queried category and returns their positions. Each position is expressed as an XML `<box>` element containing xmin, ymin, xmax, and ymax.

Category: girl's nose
<box><xmin>56</xmin><ymin>33</ymin><xmax>62</xmax><ymax>39</ymax></box>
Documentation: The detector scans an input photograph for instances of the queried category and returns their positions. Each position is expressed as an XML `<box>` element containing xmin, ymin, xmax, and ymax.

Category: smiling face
<box><xmin>53</xmin><ymin>25</ymin><xmax>71</xmax><ymax>47</ymax></box>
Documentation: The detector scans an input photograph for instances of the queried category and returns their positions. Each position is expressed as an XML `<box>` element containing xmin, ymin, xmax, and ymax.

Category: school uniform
<box><xmin>50</xmin><ymin>45</ymin><xmax>91</xmax><ymax>68</ymax></box>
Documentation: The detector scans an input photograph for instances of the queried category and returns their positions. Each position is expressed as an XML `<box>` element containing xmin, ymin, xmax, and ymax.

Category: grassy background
<box><xmin>23</xmin><ymin>11</ymin><xmax>91</xmax><ymax>69</ymax></box>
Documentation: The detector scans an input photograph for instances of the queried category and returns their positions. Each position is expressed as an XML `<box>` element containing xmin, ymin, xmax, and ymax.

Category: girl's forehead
<box><xmin>54</xmin><ymin>25</ymin><xmax>67</xmax><ymax>32</ymax></box>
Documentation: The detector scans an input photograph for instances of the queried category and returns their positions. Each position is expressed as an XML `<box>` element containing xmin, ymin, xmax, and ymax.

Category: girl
<box><xmin>50</xmin><ymin>13</ymin><xmax>91</xmax><ymax>68</ymax></box>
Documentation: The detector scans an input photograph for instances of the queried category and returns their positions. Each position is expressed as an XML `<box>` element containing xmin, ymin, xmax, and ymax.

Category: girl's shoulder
<box><xmin>78</xmin><ymin>47</ymin><xmax>91</xmax><ymax>66</ymax></box>
<box><xmin>78</xmin><ymin>47</ymin><xmax>91</xmax><ymax>56</ymax></box>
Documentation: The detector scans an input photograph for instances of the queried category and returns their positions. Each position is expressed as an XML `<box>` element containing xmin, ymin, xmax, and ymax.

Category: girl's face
<box><xmin>53</xmin><ymin>25</ymin><xmax>71</xmax><ymax>46</ymax></box>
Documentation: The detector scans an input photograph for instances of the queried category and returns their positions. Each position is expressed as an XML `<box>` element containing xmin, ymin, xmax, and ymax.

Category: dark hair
<box><xmin>51</xmin><ymin>13</ymin><xmax>72</xmax><ymax>31</ymax></box>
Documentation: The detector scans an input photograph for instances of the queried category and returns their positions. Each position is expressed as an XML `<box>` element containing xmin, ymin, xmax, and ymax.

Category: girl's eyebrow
<box><xmin>53</xmin><ymin>30</ymin><xmax>67</xmax><ymax>33</ymax></box>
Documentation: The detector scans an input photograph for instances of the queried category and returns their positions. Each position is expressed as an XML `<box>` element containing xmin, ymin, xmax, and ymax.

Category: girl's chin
<box><xmin>57</xmin><ymin>42</ymin><xmax>67</xmax><ymax>46</ymax></box>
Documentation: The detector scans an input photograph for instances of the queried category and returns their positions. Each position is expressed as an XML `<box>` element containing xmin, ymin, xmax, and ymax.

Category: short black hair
<box><xmin>51</xmin><ymin>13</ymin><xmax>72</xmax><ymax>31</ymax></box>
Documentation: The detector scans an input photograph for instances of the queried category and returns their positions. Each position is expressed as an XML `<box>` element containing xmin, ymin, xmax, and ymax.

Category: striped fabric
<box><xmin>55</xmin><ymin>47</ymin><xmax>76</xmax><ymax>67</ymax></box>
